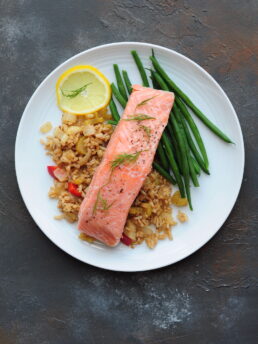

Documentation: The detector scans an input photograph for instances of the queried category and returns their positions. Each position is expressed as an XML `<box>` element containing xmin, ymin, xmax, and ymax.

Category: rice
<box><xmin>40</xmin><ymin>121</ymin><xmax>52</xmax><ymax>133</ymax></box>
<box><xmin>41</xmin><ymin>109</ymin><xmax>180</xmax><ymax>248</ymax></box>
<box><xmin>177</xmin><ymin>210</ymin><xmax>188</xmax><ymax>223</ymax></box>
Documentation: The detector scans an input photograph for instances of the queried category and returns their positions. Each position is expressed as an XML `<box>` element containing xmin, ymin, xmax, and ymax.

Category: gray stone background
<box><xmin>0</xmin><ymin>0</ymin><xmax>257</xmax><ymax>343</ymax></box>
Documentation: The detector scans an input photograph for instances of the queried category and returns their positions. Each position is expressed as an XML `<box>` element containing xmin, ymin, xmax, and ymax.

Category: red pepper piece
<box><xmin>47</xmin><ymin>165</ymin><xmax>58</xmax><ymax>178</ymax></box>
<box><xmin>68</xmin><ymin>182</ymin><xmax>82</xmax><ymax>197</ymax></box>
<box><xmin>120</xmin><ymin>233</ymin><xmax>132</xmax><ymax>246</ymax></box>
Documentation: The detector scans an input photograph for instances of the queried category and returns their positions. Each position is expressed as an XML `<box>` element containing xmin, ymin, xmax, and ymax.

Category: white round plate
<box><xmin>15</xmin><ymin>42</ymin><xmax>244</xmax><ymax>272</ymax></box>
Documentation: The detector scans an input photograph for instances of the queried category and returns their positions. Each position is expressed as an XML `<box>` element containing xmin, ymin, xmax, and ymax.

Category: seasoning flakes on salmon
<box><xmin>78</xmin><ymin>85</ymin><xmax>174</xmax><ymax>246</ymax></box>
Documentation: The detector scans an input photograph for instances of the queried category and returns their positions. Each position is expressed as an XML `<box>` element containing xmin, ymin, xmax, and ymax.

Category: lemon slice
<box><xmin>56</xmin><ymin>65</ymin><xmax>111</xmax><ymax>115</ymax></box>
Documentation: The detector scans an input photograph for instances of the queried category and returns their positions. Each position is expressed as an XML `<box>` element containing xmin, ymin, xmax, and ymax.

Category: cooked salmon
<box><xmin>78</xmin><ymin>85</ymin><xmax>174</xmax><ymax>246</ymax></box>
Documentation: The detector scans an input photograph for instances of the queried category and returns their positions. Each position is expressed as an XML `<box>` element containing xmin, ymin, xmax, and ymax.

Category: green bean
<box><xmin>148</xmin><ymin>69</ymin><xmax>182</xmax><ymax>174</ymax></box>
<box><xmin>152</xmin><ymin>70</ymin><xmax>169</xmax><ymax>91</ymax></box>
<box><xmin>166</xmin><ymin>123</ymin><xmax>183</xmax><ymax>174</ymax></box>
<box><xmin>122</xmin><ymin>70</ymin><xmax>132</xmax><ymax>94</ymax></box>
<box><xmin>188</xmin><ymin>155</ymin><xmax>199</xmax><ymax>187</ymax></box>
<box><xmin>111</xmin><ymin>83</ymin><xmax>127</xmax><ymax>108</ymax></box>
<box><xmin>131</xmin><ymin>50</ymin><xmax>150</xmax><ymax>87</ymax></box>
<box><xmin>150</xmin><ymin>55</ymin><xmax>233</xmax><ymax>143</ymax></box>
<box><xmin>151</xmin><ymin>70</ymin><xmax>186</xmax><ymax>175</ymax></box>
<box><xmin>153</xmin><ymin>161</ymin><xmax>176</xmax><ymax>184</ymax></box>
<box><xmin>173</xmin><ymin>106</ymin><xmax>199</xmax><ymax>189</ymax></box>
<box><xmin>165</xmin><ymin>121</ymin><xmax>185</xmax><ymax>174</ymax></box>
<box><xmin>109</xmin><ymin>98</ymin><xmax>120</xmax><ymax>122</ymax></box>
<box><xmin>153</xmin><ymin>68</ymin><xmax>209</xmax><ymax>174</ymax></box>
<box><xmin>107</xmin><ymin>120</ymin><xmax>118</xmax><ymax>125</ymax></box>
<box><xmin>164</xmin><ymin>132</ymin><xmax>181</xmax><ymax>177</ymax></box>
<box><xmin>166</xmin><ymin>121</ymin><xmax>173</xmax><ymax>138</ymax></box>
<box><xmin>181</xmin><ymin>127</ymin><xmax>200</xmax><ymax>187</ymax></box>
<box><xmin>113</xmin><ymin>64</ymin><xmax>128</xmax><ymax>101</ymax></box>
<box><xmin>179</xmin><ymin>105</ymin><xmax>210</xmax><ymax>174</ymax></box>
<box><xmin>150</xmin><ymin>50</ymin><xmax>160</xmax><ymax>88</ymax></box>
<box><xmin>150</xmin><ymin>69</ymin><xmax>160</xmax><ymax>89</ymax></box>
<box><xmin>145</xmin><ymin>68</ymin><xmax>160</xmax><ymax>89</ymax></box>
<box><xmin>176</xmin><ymin>97</ymin><xmax>209</xmax><ymax>169</ymax></box>
<box><xmin>162</xmin><ymin>132</ymin><xmax>185</xmax><ymax>198</ymax></box>
<box><xmin>171</xmin><ymin>106</ymin><xmax>192</xmax><ymax>209</ymax></box>
<box><xmin>152</xmin><ymin>63</ymin><xmax>209</xmax><ymax>169</ymax></box>
<box><xmin>156</xmin><ymin>142</ymin><xmax>169</xmax><ymax>171</ymax></box>
<box><xmin>191</xmin><ymin>156</ymin><xmax>201</xmax><ymax>175</ymax></box>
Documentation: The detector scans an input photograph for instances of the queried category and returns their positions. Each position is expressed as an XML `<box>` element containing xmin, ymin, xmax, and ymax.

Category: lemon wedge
<box><xmin>56</xmin><ymin>65</ymin><xmax>111</xmax><ymax>115</ymax></box>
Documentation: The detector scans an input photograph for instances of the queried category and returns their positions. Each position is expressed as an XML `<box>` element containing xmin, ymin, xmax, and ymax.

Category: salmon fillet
<box><xmin>78</xmin><ymin>85</ymin><xmax>174</xmax><ymax>246</ymax></box>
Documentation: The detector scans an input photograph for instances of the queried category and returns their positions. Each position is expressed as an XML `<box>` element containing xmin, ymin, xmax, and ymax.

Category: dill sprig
<box><xmin>92</xmin><ymin>151</ymin><xmax>145</xmax><ymax>215</ymax></box>
<box><xmin>111</xmin><ymin>151</ymin><xmax>142</xmax><ymax>171</ymax></box>
<box><xmin>139</xmin><ymin>125</ymin><xmax>151</xmax><ymax>138</ymax></box>
<box><xmin>93</xmin><ymin>190</ymin><xmax>114</xmax><ymax>215</ymax></box>
<box><xmin>61</xmin><ymin>82</ymin><xmax>92</xmax><ymax>99</ymax></box>
<box><xmin>125</xmin><ymin>114</ymin><xmax>155</xmax><ymax>121</ymax></box>
<box><xmin>136</xmin><ymin>96</ymin><xmax>157</xmax><ymax>107</ymax></box>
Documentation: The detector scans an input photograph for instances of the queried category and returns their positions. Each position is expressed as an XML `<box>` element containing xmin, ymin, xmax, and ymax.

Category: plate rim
<box><xmin>15</xmin><ymin>41</ymin><xmax>245</xmax><ymax>272</ymax></box>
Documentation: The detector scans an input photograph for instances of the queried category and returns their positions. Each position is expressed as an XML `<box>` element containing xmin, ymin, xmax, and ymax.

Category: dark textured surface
<box><xmin>0</xmin><ymin>0</ymin><xmax>257</xmax><ymax>343</ymax></box>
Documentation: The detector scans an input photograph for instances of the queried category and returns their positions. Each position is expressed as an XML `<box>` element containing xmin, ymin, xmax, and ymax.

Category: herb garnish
<box><xmin>93</xmin><ymin>189</ymin><xmax>114</xmax><ymax>215</ymax></box>
<box><xmin>136</xmin><ymin>96</ymin><xmax>157</xmax><ymax>108</ymax></box>
<box><xmin>125</xmin><ymin>114</ymin><xmax>155</xmax><ymax>121</ymax></box>
<box><xmin>92</xmin><ymin>151</ymin><xmax>146</xmax><ymax>215</ymax></box>
<box><xmin>61</xmin><ymin>82</ymin><xmax>92</xmax><ymax>99</ymax></box>
<box><xmin>139</xmin><ymin>125</ymin><xmax>151</xmax><ymax>138</ymax></box>
<box><xmin>92</xmin><ymin>151</ymin><xmax>142</xmax><ymax>215</ymax></box>
<box><xmin>111</xmin><ymin>151</ymin><xmax>142</xmax><ymax>171</ymax></box>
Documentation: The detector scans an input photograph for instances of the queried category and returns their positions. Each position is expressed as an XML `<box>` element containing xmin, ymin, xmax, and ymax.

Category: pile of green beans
<box><xmin>150</xmin><ymin>55</ymin><xmax>233</xmax><ymax>144</ymax></box>
<box><xmin>108</xmin><ymin>50</ymin><xmax>233</xmax><ymax>209</ymax></box>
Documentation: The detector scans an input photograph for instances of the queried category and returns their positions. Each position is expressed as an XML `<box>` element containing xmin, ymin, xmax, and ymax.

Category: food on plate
<box><xmin>56</xmin><ymin>65</ymin><xmax>111</xmax><ymax>115</ymax></box>
<box><xmin>78</xmin><ymin>85</ymin><xmax>174</xmax><ymax>246</ymax></box>
<box><xmin>40</xmin><ymin>121</ymin><xmax>52</xmax><ymax>133</ymax></box>
<box><xmin>41</xmin><ymin>109</ymin><xmax>178</xmax><ymax>248</ymax></box>
<box><xmin>109</xmin><ymin>50</ymin><xmax>232</xmax><ymax>208</ymax></box>
<box><xmin>171</xmin><ymin>191</ymin><xmax>188</xmax><ymax>207</ymax></box>
<box><xmin>41</xmin><ymin>48</ymin><xmax>233</xmax><ymax>249</ymax></box>
<box><xmin>177</xmin><ymin>210</ymin><xmax>188</xmax><ymax>223</ymax></box>
<box><xmin>79</xmin><ymin>232</ymin><xmax>95</xmax><ymax>243</ymax></box>
<box><xmin>150</xmin><ymin>54</ymin><xmax>233</xmax><ymax>144</ymax></box>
